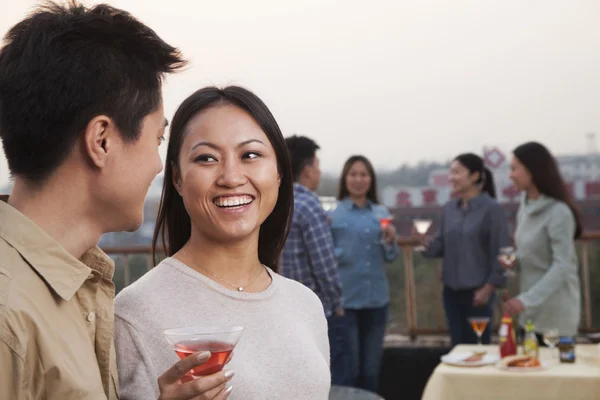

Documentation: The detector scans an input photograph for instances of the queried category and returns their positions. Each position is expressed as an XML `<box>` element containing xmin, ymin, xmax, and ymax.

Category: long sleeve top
<box><xmin>514</xmin><ymin>195</ymin><xmax>581</xmax><ymax>336</ymax></box>
<box><xmin>422</xmin><ymin>193</ymin><xmax>511</xmax><ymax>290</ymax></box>
<box><xmin>280</xmin><ymin>183</ymin><xmax>343</xmax><ymax>316</ymax></box>
<box><xmin>115</xmin><ymin>258</ymin><xmax>331</xmax><ymax>400</ymax></box>
<box><xmin>329</xmin><ymin>198</ymin><xmax>398</xmax><ymax>309</ymax></box>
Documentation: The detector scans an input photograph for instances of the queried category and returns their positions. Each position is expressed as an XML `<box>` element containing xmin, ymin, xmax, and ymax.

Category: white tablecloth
<box><xmin>422</xmin><ymin>344</ymin><xmax>600</xmax><ymax>400</ymax></box>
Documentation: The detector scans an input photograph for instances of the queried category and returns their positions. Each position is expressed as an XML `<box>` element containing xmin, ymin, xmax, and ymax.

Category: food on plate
<box><xmin>500</xmin><ymin>355</ymin><xmax>541</xmax><ymax>368</ymax></box>
<box><xmin>463</xmin><ymin>351</ymin><xmax>486</xmax><ymax>363</ymax></box>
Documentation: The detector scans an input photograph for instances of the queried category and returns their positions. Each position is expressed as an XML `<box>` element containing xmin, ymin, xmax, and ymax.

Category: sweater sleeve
<box><xmin>517</xmin><ymin>204</ymin><xmax>577</xmax><ymax>309</ymax></box>
<box><xmin>114</xmin><ymin>315</ymin><xmax>160</xmax><ymax>400</ymax></box>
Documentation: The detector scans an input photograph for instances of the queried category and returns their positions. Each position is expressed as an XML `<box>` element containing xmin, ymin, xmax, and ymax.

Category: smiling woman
<box><xmin>113</xmin><ymin>86</ymin><xmax>332</xmax><ymax>400</ymax></box>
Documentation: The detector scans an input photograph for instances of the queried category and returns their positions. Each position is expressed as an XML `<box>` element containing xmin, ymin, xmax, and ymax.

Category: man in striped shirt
<box><xmin>280</xmin><ymin>135</ymin><xmax>349</xmax><ymax>385</ymax></box>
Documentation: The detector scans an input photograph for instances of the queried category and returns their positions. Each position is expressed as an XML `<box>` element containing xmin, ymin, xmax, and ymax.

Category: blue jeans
<box><xmin>345</xmin><ymin>304</ymin><xmax>389</xmax><ymax>392</ymax></box>
<box><xmin>443</xmin><ymin>286</ymin><xmax>495</xmax><ymax>347</ymax></box>
<box><xmin>327</xmin><ymin>313</ymin><xmax>352</xmax><ymax>386</ymax></box>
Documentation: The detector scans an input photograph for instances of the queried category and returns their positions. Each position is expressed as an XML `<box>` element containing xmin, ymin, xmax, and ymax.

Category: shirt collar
<box><xmin>0</xmin><ymin>201</ymin><xmax>114</xmax><ymax>301</ymax></box>
<box><xmin>293</xmin><ymin>182</ymin><xmax>311</xmax><ymax>194</ymax></box>
<box><xmin>340</xmin><ymin>197</ymin><xmax>373</xmax><ymax>210</ymax></box>
<box><xmin>455</xmin><ymin>193</ymin><xmax>488</xmax><ymax>210</ymax></box>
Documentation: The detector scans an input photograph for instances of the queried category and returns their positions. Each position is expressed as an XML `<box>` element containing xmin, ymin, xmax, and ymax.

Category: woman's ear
<box><xmin>172</xmin><ymin>163</ymin><xmax>182</xmax><ymax>195</ymax></box>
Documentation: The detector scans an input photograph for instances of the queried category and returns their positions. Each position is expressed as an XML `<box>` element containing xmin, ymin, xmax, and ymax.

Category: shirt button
<box><xmin>365</xmin><ymin>228</ymin><xmax>370</xmax><ymax>233</ymax></box>
<box><xmin>87</xmin><ymin>312</ymin><xmax>96</xmax><ymax>322</ymax></box>
<box><xmin>366</xmin><ymin>245</ymin><xmax>371</xmax><ymax>250</ymax></box>
<box><xmin>366</xmin><ymin>262</ymin><xmax>371</xmax><ymax>266</ymax></box>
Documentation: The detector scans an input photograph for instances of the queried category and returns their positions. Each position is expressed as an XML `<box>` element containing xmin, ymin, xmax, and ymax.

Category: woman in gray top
<box><xmin>502</xmin><ymin>142</ymin><xmax>582</xmax><ymax>338</ymax></box>
<box><xmin>421</xmin><ymin>153</ymin><xmax>511</xmax><ymax>346</ymax></box>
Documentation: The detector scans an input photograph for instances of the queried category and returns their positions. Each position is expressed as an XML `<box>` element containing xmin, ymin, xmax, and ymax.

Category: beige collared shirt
<box><xmin>0</xmin><ymin>201</ymin><xmax>119</xmax><ymax>399</ymax></box>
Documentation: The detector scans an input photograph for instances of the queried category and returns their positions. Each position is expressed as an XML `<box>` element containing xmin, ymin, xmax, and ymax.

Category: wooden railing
<box><xmin>102</xmin><ymin>232</ymin><xmax>600</xmax><ymax>337</ymax></box>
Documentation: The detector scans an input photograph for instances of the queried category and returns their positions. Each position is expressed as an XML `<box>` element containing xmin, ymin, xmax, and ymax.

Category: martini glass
<box><xmin>499</xmin><ymin>246</ymin><xmax>517</xmax><ymax>277</ymax></box>
<box><xmin>468</xmin><ymin>317</ymin><xmax>490</xmax><ymax>348</ymax></box>
<box><xmin>163</xmin><ymin>325</ymin><xmax>243</xmax><ymax>377</ymax></box>
<box><xmin>413</xmin><ymin>218</ymin><xmax>432</xmax><ymax>251</ymax></box>
<box><xmin>379</xmin><ymin>217</ymin><xmax>393</xmax><ymax>230</ymax></box>
<box><xmin>378</xmin><ymin>216</ymin><xmax>395</xmax><ymax>245</ymax></box>
<box><xmin>543</xmin><ymin>329</ymin><xmax>560</xmax><ymax>361</ymax></box>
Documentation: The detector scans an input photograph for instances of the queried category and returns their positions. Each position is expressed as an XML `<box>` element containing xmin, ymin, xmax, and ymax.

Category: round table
<box><xmin>329</xmin><ymin>385</ymin><xmax>385</xmax><ymax>400</ymax></box>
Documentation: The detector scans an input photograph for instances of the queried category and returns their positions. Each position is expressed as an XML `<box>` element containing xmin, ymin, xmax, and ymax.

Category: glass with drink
<box><xmin>468</xmin><ymin>317</ymin><xmax>490</xmax><ymax>347</ymax></box>
<box><xmin>499</xmin><ymin>246</ymin><xmax>516</xmax><ymax>277</ymax></box>
<box><xmin>379</xmin><ymin>217</ymin><xmax>393</xmax><ymax>230</ymax></box>
<box><xmin>413</xmin><ymin>218</ymin><xmax>432</xmax><ymax>251</ymax></box>
<box><xmin>543</xmin><ymin>328</ymin><xmax>560</xmax><ymax>360</ymax></box>
<box><xmin>163</xmin><ymin>325</ymin><xmax>243</xmax><ymax>378</ymax></box>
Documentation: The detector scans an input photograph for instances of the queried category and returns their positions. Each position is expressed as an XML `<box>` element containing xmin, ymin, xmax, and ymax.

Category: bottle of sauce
<box><xmin>499</xmin><ymin>313</ymin><xmax>517</xmax><ymax>358</ymax></box>
<box><xmin>558</xmin><ymin>337</ymin><xmax>576</xmax><ymax>363</ymax></box>
<box><xmin>523</xmin><ymin>320</ymin><xmax>540</xmax><ymax>359</ymax></box>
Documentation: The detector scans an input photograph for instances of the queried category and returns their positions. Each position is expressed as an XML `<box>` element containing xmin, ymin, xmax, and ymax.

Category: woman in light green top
<box><xmin>501</xmin><ymin>142</ymin><xmax>583</xmax><ymax>338</ymax></box>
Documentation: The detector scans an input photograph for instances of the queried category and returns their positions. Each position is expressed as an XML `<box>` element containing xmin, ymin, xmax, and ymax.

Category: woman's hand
<box><xmin>157</xmin><ymin>351</ymin><xmax>235</xmax><ymax>400</ymax></box>
<box><xmin>383</xmin><ymin>223</ymin><xmax>397</xmax><ymax>245</ymax></box>
<box><xmin>497</xmin><ymin>254</ymin><xmax>516</xmax><ymax>270</ymax></box>
<box><xmin>504</xmin><ymin>298</ymin><xmax>525</xmax><ymax>316</ymax></box>
<box><xmin>411</xmin><ymin>225</ymin><xmax>429</xmax><ymax>248</ymax></box>
<box><xmin>473</xmin><ymin>284</ymin><xmax>494</xmax><ymax>308</ymax></box>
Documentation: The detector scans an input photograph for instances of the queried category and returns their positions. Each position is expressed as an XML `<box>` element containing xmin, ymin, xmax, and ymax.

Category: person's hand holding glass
<box><xmin>380</xmin><ymin>217</ymin><xmax>396</xmax><ymax>246</ymax></box>
<box><xmin>158</xmin><ymin>326</ymin><xmax>242</xmax><ymax>399</ymax></box>
<box><xmin>412</xmin><ymin>218</ymin><xmax>432</xmax><ymax>251</ymax></box>
<box><xmin>497</xmin><ymin>246</ymin><xmax>517</xmax><ymax>277</ymax></box>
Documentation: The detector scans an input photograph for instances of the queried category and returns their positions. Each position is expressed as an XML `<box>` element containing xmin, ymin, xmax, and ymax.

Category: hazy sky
<box><xmin>1</xmin><ymin>0</ymin><xmax>599</xmax><ymax>186</ymax></box>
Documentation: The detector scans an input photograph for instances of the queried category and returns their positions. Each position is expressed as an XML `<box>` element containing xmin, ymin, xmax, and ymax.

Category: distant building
<box><xmin>382</xmin><ymin>147</ymin><xmax>600</xmax><ymax>208</ymax></box>
<box><xmin>382</xmin><ymin>147</ymin><xmax>600</xmax><ymax>235</ymax></box>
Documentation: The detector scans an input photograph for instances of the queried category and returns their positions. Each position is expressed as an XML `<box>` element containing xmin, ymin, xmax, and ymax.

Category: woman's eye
<box><xmin>194</xmin><ymin>155</ymin><xmax>217</xmax><ymax>162</ymax></box>
<box><xmin>243</xmin><ymin>152</ymin><xmax>261</xmax><ymax>160</ymax></box>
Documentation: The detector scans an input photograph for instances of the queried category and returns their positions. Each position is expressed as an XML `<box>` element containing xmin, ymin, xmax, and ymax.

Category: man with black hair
<box><xmin>0</xmin><ymin>2</ymin><xmax>231</xmax><ymax>399</ymax></box>
<box><xmin>280</xmin><ymin>135</ymin><xmax>348</xmax><ymax>386</ymax></box>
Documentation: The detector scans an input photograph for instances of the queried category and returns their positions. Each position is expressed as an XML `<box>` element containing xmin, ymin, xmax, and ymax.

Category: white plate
<box><xmin>440</xmin><ymin>352</ymin><xmax>500</xmax><ymax>367</ymax></box>
<box><xmin>495</xmin><ymin>361</ymin><xmax>548</xmax><ymax>372</ymax></box>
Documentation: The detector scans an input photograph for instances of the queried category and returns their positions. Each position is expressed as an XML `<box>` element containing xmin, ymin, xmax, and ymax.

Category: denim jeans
<box><xmin>345</xmin><ymin>304</ymin><xmax>389</xmax><ymax>393</ymax></box>
<box><xmin>327</xmin><ymin>313</ymin><xmax>352</xmax><ymax>386</ymax></box>
<box><xmin>443</xmin><ymin>286</ymin><xmax>495</xmax><ymax>347</ymax></box>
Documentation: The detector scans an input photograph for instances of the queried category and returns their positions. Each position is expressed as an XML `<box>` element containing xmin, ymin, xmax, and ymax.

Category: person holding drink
<box><xmin>0</xmin><ymin>2</ymin><xmax>211</xmax><ymax>399</ymax></box>
<box><xmin>419</xmin><ymin>153</ymin><xmax>511</xmax><ymax>347</ymax></box>
<box><xmin>329</xmin><ymin>155</ymin><xmax>397</xmax><ymax>393</ymax></box>
<box><xmin>500</xmin><ymin>142</ymin><xmax>582</xmax><ymax>343</ymax></box>
<box><xmin>114</xmin><ymin>87</ymin><xmax>331</xmax><ymax>399</ymax></box>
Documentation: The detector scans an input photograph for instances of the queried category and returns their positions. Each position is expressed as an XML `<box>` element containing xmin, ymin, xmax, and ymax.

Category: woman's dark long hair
<box><xmin>513</xmin><ymin>142</ymin><xmax>583</xmax><ymax>239</ymax></box>
<box><xmin>454</xmin><ymin>153</ymin><xmax>497</xmax><ymax>198</ymax></box>
<box><xmin>152</xmin><ymin>86</ymin><xmax>294</xmax><ymax>271</ymax></box>
<box><xmin>337</xmin><ymin>155</ymin><xmax>379</xmax><ymax>203</ymax></box>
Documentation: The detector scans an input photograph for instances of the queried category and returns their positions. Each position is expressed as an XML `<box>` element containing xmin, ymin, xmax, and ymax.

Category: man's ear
<box><xmin>83</xmin><ymin>115</ymin><xmax>114</xmax><ymax>168</ymax></box>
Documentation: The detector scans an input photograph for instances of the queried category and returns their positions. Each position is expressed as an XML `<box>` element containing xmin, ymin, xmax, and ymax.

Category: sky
<box><xmin>1</xmin><ymin>0</ymin><xmax>599</xmax><ymax>186</ymax></box>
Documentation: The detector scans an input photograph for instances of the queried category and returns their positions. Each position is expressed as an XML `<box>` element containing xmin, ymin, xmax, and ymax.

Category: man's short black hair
<box><xmin>0</xmin><ymin>0</ymin><xmax>186</xmax><ymax>183</ymax></box>
<box><xmin>285</xmin><ymin>135</ymin><xmax>320</xmax><ymax>182</ymax></box>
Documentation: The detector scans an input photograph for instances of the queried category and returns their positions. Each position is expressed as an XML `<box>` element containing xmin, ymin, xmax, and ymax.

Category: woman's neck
<box><xmin>350</xmin><ymin>195</ymin><xmax>368</xmax><ymax>208</ymax></box>
<box><xmin>526</xmin><ymin>186</ymin><xmax>541</xmax><ymax>200</ymax></box>
<box><xmin>176</xmin><ymin>229</ymin><xmax>268</xmax><ymax>291</ymax></box>
<box><xmin>459</xmin><ymin>187</ymin><xmax>480</xmax><ymax>208</ymax></box>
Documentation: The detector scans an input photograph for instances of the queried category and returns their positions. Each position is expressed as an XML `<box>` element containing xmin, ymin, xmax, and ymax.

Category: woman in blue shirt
<box><xmin>420</xmin><ymin>153</ymin><xmax>511</xmax><ymax>347</ymax></box>
<box><xmin>330</xmin><ymin>155</ymin><xmax>397</xmax><ymax>393</ymax></box>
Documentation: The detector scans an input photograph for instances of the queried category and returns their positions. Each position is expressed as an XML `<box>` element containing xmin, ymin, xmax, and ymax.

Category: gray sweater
<box><xmin>515</xmin><ymin>195</ymin><xmax>581</xmax><ymax>336</ymax></box>
<box><xmin>114</xmin><ymin>258</ymin><xmax>331</xmax><ymax>400</ymax></box>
